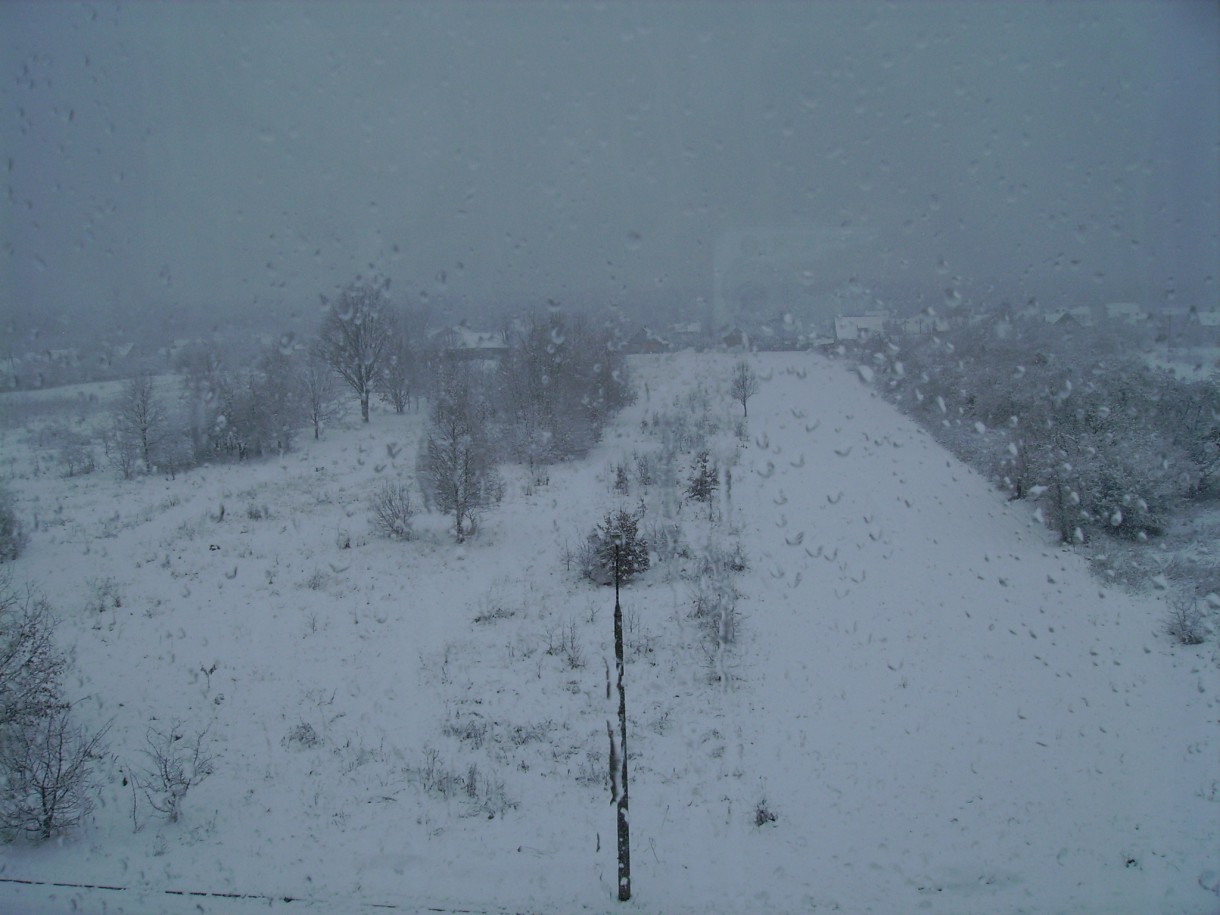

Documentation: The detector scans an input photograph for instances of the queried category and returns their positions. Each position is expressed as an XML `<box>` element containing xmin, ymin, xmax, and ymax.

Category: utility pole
<box><xmin>610</xmin><ymin>536</ymin><xmax>631</xmax><ymax>901</ymax></box>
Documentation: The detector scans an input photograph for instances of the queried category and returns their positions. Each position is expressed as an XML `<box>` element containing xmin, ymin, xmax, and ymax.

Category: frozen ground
<box><xmin>0</xmin><ymin>351</ymin><xmax>1216</xmax><ymax>914</ymax></box>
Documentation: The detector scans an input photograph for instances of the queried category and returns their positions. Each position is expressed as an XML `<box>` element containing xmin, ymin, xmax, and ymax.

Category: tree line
<box><xmin>853</xmin><ymin>314</ymin><xmax>1220</xmax><ymax>545</ymax></box>
<box><xmin>100</xmin><ymin>277</ymin><xmax>633</xmax><ymax>536</ymax></box>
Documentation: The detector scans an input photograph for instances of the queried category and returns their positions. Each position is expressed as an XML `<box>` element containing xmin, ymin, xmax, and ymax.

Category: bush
<box><xmin>754</xmin><ymin>799</ymin><xmax>778</xmax><ymax>827</ymax></box>
<box><xmin>0</xmin><ymin>708</ymin><xmax>107</xmax><ymax>840</ymax></box>
<box><xmin>137</xmin><ymin>721</ymin><xmax>215</xmax><ymax>823</ymax></box>
<box><xmin>58</xmin><ymin>440</ymin><xmax>96</xmax><ymax>478</ymax></box>
<box><xmin>685</xmin><ymin>449</ymin><xmax>719</xmax><ymax>515</ymax></box>
<box><xmin>0</xmin><ymin>486</ymin><xmax>24</xmax><ymax>563</ymax></box>
<box><xmin>1165</xmin><ymin>594</ymin><xmax>1206</xmax><ymax>646</ymax></box>
<box><xmin>1</xmin><ymin>580</ymin><xmax>108</xmax><ymax>842</ymax></box>
<box><xmin>855</xmin><ymin>315</ymin><xmax>1212</xmax><ymax>546</ymax></box>
<box><xmin>582</xmin><ymin>507</ymin><xmax>650</xmax><ymax>585</ymax></box>
<box><xmin>0</xmin><ymin>579</ymin><xmax>65</xmax><ymax>729</ymax></box>
<box><xmin>371</xmin><ymin>480</ymin><xmax>415</xmax><ymax>540</ymax></box>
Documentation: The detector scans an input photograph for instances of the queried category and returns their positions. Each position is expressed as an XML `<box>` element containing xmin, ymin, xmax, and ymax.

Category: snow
<box><xmin>0</xmin><ymin>351</ymin><xmax>1216</xmax><ymax>914</ymax></box>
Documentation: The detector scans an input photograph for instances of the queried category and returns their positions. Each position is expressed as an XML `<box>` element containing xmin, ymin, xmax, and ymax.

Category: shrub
<box><xmin>137</xmin><ymin>721</ymin><xmax>215</xmax><ymax>823</ymax></box>
<box><xmin>1165</xmin><ymin>594</ymin><xmax>1206</xmax><ymax>646</ymax></box>
<box><xmin>0</xmin><ymin>486</ymin><xmax>24</xmax><ymax>563</ymax></box>
<box><xmin>371</xmin><ymin>480</ymin><xmax>415</xmax><ymax>540</ymax></box>
<box><xmin>754</xmin><ymin>799</ymin><xmax>778</xmax><ymax>827</ymax></box>
<box><xmin>1</xmin><ymin>580</ymin><xmax>108</xmax><ymax>842</ymax></box>
<box><xmin>0</xmin><ymin>708</ymin><xmax>108</xmax><ymax>840</ymax></box>
<box><xmin>58</xmin><ymin>440</ymin><xmax>96</xmax><ymax>478</ymax></box>
<box><xmin>685</xmin><ymin>449</ymin><xmax>719</xmax><ymax>514</ymax></box>
<box><xmin>0</xmin><ymin>579</ymin><xmax>65</xmax><ymax>729</ymax></box>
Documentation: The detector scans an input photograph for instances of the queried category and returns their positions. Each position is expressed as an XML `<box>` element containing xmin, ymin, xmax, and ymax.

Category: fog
<box><xmin>2</xmin><ymin>0</ymin><xmax>1217</xmax><ymax>343</ymax></box>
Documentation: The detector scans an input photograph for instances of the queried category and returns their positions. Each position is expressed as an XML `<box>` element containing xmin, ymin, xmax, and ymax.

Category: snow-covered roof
<box><xmin>431</xmin><ymin>325</ymin><xmax>505</xmax><ymax>350</ymax></box>
<box><xmin>834</xmin><ymin>314</ymin><xmax>888</xmax><ymax>340</ymax></box>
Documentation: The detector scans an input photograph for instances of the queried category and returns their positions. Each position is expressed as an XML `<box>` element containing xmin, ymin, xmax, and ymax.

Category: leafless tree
<box><xmin>114</xmin><ymin>373</ymin><xmax>168</xmax><ymax>473</ymax></box>
<box><xmin>0</xmin><ymin>580</ymin><xmax>107</xmax><ymax>842</ymax></box>
<box><xmin>314</xmin><ymin>276</ymin><xmax>393</xmax><ymax>423</ymax></box>
<box><xmin>418</xmin><ymin>364</ymin><xmax>501</xmax><ymax>542</ymax></box>
<box><xmin>729</xmin><ymin>359</ymin><xmax>759</xmax><ymax>418</ymax></box>
<box><xmin>0</xmin><ymin>578</ymin><xmax>65</xmax><ymax>731</ymax></box>
<box><xmin>137</xmin><ymin>721</ymin><xmax>215</xmax><ymax>824</ymax></box>
<box><xmin>0</xmin><ymin>708</ymin><xmax>108</xmax><ymax>840</ymax></box>
<box><xmin>301</xmin><ymin>352</ymin><xmax>343</xmax><ymax>439</ymax></box>
<box><xmin>376</xmin><ymin>306</ymin><xmax>423</xmax><ymax>415</ymax></box>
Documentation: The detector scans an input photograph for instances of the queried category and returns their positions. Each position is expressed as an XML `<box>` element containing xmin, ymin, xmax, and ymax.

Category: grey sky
<box><xmin>2</xmin><ymin>1</ymin><xmax>1217</xmax><ymax>338</ymax></box>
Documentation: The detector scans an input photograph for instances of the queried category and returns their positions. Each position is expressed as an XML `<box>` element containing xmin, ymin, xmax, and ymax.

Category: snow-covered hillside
<box><xmin>1</xmin><ymin>351</ymin><xmax>1216</xmax><ymax>914</ymax></box>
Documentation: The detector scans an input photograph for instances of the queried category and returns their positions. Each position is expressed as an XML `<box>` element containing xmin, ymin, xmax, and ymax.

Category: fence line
<box><xmin>0</xmin><ymin>875</ymin><xmax>525</xmax><ymax>913</ymax></box>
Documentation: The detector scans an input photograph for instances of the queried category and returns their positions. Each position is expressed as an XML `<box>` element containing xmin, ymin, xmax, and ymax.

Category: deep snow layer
<box><xmin>0</xmin><ymin>351</ymin><xmax>1216</xmax><ymax>914</ymax></box>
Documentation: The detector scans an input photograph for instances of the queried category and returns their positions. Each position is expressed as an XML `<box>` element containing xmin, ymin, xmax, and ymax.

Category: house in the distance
<box><xmin>833</xmin><ymin>313</ymin><xmax>889</xmax><ymax>343</ymax></box>
<box><xmin>430</xmin><ymin>324</ymin><xmax>508</xmax><ymax>363</ymax></box>
<box><xmin>625</xmin><ymin>327</ymin><xmax>670</xmax><ymax>354</ymax></box>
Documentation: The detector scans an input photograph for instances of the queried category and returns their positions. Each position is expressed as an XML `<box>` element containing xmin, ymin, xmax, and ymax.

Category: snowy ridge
<box><xmin>0</xmin><ymin>351</ymin><xmax>1216</xmax><ymax>914</ymax></box>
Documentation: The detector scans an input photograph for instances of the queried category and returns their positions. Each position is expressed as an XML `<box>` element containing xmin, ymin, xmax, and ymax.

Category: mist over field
<box><xmin>2</xmin><ymin>0</ymin><xmax>1217</xmax><ymax>355</ymax></box>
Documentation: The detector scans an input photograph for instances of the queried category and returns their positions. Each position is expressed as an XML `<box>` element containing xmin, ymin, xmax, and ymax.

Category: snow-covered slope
<box><xmin>1</xmin><ymin>351</ymin><xmax>1216</xmax><ymax>914</ymax></box>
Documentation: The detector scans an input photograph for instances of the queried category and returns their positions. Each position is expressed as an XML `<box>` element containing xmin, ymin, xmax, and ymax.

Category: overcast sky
<box><xmin>2</xmin><ymin>1</ymin><xmax>1217</xmax><ymax>339</ymax></box>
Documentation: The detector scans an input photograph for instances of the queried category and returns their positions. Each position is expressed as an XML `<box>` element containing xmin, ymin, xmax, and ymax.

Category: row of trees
<box><xmin>314</xmin><ymin>279</ymin><xmax>633</xmax><ymax>541</ymax></box>
<box><xmin>104</xmin><ymin>276</ymin><xmax>631</xmax><ymax>482</ymax></box>
<box><xmin>854</xmin><ymin>315</ymin><xmax>1220</xmax><ymax>544</ymax></box>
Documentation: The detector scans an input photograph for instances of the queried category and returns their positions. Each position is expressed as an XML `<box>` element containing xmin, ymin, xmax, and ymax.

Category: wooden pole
<box><xmin>613</xmin><ymin>540</ymin><xmax>631</xmax><ymax>901</ymax></box>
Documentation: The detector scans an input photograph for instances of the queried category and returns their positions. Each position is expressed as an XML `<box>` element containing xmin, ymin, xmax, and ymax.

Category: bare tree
<box><xmin>376</xmin><ymin>306</ymin><xmax>422</xmax><ymax>415</ymax></box>
<box><xmin>137</xmin><ymin>721</ymin><xmax>215</xmax><ymax>824</ymax></box>
<box><xmin>114</xmin><ymin>373</ymin><xmax>168</xmax><ymax>473</ymax></box>
<box><xmin>301</xmin><ymin>352</ymin><xmax>343</xmax><ymax>439</ymax></box>
<box><xmin>0</xmin><ymin>708</ymin><xmax>108</xmax><ymax>840</ymax></box>
<box><xmin>418</xmin><ymin>365</ymin><xmax>501</xmax><ymax>542</ymax></box>
<box><xmin>245</xmin><ymin>345</ymin><xmax>304</xmax><ymax>457</ymax></box>
<box><xmin>0</xmin><ymin>578</ymin><xmax>65</xmax><ymax>731</ymax></box>
<box><xmin>729</xmin><ymin>359</ymin><xmax>759</xmax><ymax>418</ymax></box>
<box><xmin>177</xmin><ymin>343</ymin><xmax>227</xmax><ymax>460</ymax></box>
<box><xmin>0</xmin><ymin>580</ymin><xmax>107</xmax><ymax>842</ymax></box>
<box><xmin>314</xmin><ymin>276</ymin><xmax>393</xmax><ymax>423</ymax></box>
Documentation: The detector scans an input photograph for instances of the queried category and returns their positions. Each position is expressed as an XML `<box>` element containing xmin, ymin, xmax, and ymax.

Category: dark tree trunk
<box><xmin>613</xmin><ymin>545</ymin><xmax>631</xmax><ymax>901</ymax></box>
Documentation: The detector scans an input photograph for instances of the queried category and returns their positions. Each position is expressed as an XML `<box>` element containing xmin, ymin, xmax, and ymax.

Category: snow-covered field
<box><xmin>1</xmin><ymin>351</ymin><xmax>1216</xmax><ymax>914</ymax></box>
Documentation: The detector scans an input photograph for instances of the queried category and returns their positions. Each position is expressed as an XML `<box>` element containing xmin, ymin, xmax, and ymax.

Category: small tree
<box><xmin>0</xmin><ymin>708</ymin><xmax>107</xmax><ymax>840</ymax></box>
<box><xmin>417</xmin><ymin>365</ymin><xmax>501</xmax><ymax>542</ymax></box>
<box><xmin>301</xmin><ymin>353</ymin><xmax>343</xmax><ymax>440</ymax></box>
<box><xmin>0</xmin><ymin>580</ymin><xmax>65</xmax><ymax>731</ymax></box>
<box><xmin>0</xmin><ymin>580</ymin><xmax>107</xmax><ymax>842</ymax></box>
<box><xmin>685</xmin><ymin>449</ymin><xmax>719</xmax><ymax>518</ymax></box>
<box><xmin>114</xmin><ymin>373</ymin><xmax>168</xmax><ymax>473</ymax></box>
<box><xmin>314</xmin><ymin>276</ymin><xmax>393</xmax><ymax>423</ymax></box>
<box><xmin>376</xmin><ymin>307</ymin><xmax>421</xmax><ymax>415</ymax></box>
<box><xmin>137</xmin><ymin>721</ymin><xmax>214</xmax><ymax>824</ymax></box>
<box><xmin>729</xmin><ymin>359</ymin><xmax>759</xmax><ymax>418</ymax></box>
<box><xmin>584</xmin><ymin>507</ymin><xmax>650</xmax><ymax>585</ymax></box>
<box><xmin>248</xmin><ymin>345</ymin><xmax>303</xmax><ymax>457</ymax></box>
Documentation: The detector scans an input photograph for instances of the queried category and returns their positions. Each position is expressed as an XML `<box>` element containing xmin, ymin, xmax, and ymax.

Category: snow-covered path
<box><xmin>674</xmin><ymin>353</ymin><xmax>1217</xmax><ymax>913</ymax></box>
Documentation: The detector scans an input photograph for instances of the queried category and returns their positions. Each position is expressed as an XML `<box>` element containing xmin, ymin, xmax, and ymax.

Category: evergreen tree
<box><xmin>586</xmin><ymin>507</ymin><xmax>650</xmax><ymax>585</ymax></box>
<box><xmin>685</xmin><ymin>449</ymin><xmax>719</xmax><ymax>518</ymax></box>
